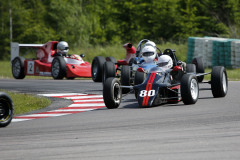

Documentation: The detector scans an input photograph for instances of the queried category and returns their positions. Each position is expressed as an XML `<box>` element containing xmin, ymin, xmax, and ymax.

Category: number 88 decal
<box><xmin>139</xmin><ymin>90</ymin><xmax>155</xmax><ymax>97</ymax></box>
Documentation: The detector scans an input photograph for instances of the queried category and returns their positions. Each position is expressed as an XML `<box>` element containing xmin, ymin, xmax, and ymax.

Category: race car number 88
<box><xmin>139</xmin><ymin>90</ymin><xmax>155</xmax><ymax>97</ymax></box>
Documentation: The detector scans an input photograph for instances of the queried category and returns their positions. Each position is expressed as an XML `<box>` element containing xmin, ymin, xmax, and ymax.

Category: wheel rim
<box><xmin>113</xmin><ymin>82</ymin><xmax>121</xmax><ymax>104</ymax></box>
<box><xmin>222</xmin><ymin>72</ymin><xmax>227</xmax><ymax>93</ymax></box>
<box><xmin>52</xmin><ymin>61</ymin><xmax>60</xmax><ymax>77</ymax></box>
<box><xmin>12</xmin><ymin>60</ymin><xmax>21</xmax><ymax>77</ymax></box>
<box><xmin>190</xmin><ymin>78</ymin><xmax>198</xmax><ymax>100</ymax></box>
<box><xmin>92</xmin><ymin>61</ymin><xmax>98</xmax><ymax>79</ymax></box>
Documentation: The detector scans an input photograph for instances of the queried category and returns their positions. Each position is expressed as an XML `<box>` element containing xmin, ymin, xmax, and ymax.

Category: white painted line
<box><xmin>53</xmin><ymin>109</ymin><xmax>94</xmax><ymax>112</ymax></box>
<box><xmin>69</xmin><ymin>103</ymin><xmax>105</xmax><ymax>107</ymax></box>
<box><xmin>73</xmin><ymin>99</ymin><xmax>104</xmax><ymax>102</ymax></box>
<box><xmin>39</xmin><ymin>93</ymin><xmax>87</xmax><ymax>97</ymax></box>
<box><xmin>65</xmin><ymin>95</ymin><xmax>103</xmax><ymax>99</ymax></box>
<box><xmin>12</xmin><ymin>119</ymin><xmax>31</xmax><ymax>122</ymax></box>
<box><xmin>18</xmin><ymin>113</ymin><xmax>70</xmax><ymax>117</ymax></box>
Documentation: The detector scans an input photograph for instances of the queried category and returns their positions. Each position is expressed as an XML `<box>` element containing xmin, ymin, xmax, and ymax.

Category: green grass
<box><xmin>0</xmin><ymin>90</ymin><xmax>51</xmax><ymax>115</ymax></box>
<box><xmin>2</xmin><ymin>42</ymin><xmax>239</xmax><ymax>80</ymax></box>
<box><xmin>204</xmin><ymin>68</ymin><xmax>240</xmax><ymax>81</ymax></box>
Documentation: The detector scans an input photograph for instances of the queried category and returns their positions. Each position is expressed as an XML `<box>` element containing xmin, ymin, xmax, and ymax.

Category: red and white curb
<box><xmin>12</xmin><ymin>93</ymin><xmax>105</xmax><ymax>122</ymax></box>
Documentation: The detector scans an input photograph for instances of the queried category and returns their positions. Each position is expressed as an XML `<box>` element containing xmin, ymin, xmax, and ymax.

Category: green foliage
<box><xmin>1</xmin><ymin>0</ymin><xmax>240</xmax><ymax>60</ymax></box>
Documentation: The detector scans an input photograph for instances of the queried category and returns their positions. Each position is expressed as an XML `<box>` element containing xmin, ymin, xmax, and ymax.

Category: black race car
<box><xmin>103</xmin><ymin>63</ymin><xmax>228</xmax><ymax>108</ymax></box>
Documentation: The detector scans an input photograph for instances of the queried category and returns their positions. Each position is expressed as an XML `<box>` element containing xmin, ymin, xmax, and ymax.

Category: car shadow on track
<box><xmin>121</xmin><ymin>98</ymin><xmax>186</xmax><ymax>109</ymax></box>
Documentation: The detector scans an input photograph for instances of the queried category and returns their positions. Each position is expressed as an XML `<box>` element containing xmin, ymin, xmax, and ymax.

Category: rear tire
<box><xmin>102</xmin><ymin>61</ymin><xmax>116</xmax><ymax>84</ymax></box>
<box><xmin>12</xmin><ymin>56</ymin><xmax>25</xmax><ymax>79</ymax></box>
<box><xmin>186</xmin><ymin>64</ymin><xmax>196</xmax><ymax>73</ymax></box>
<box><xmin>121</xmin><ymin>65</ymin><xmax>131</xmax><ymax>94</ymax></box>
<box><xmin>134</xmin><ymin>71</ymin><xmax>145</xmax><ymax>85</ymax></box>
<box><xmin>106</xmin><ymin>57</ymin><xmax>116</xmax><ymax>63</ymax></box>
<box><xmin>91</xmin><ymin>56</ymin><xmax>106</xmax><ymax>82</ymax></box>
<box><xmin>181</xmin><ymin>74</ymin><xmax>199</xmax><ymax>105</ymax></box>
<box><xmin>103</xmin><ymin>78</ymin><xmax>122</xmax><ymax>109</ymax></box>
<box><xmin>0</xmin><ymin>92</ymin><xmax>14</xmax><ymax>127</ymax></box>
<box><xmin>51</xmin><ymin>56</ymin><xmax>67</xmax><ymax>79</ymax></box>
<box><xmin>211</xmin><ymin>66</ymin><xmax>228</xmax><ymax>98</ymax></box>
<box><xmin>192</xmin><ymin>57</ymin><xmax>204</xmax><ymax>82</ymax></box>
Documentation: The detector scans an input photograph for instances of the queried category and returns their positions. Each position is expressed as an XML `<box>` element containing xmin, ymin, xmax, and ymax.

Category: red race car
<box><xmin>11</xmin><ymin>41</ymin><xmax>91</xmax><ymax>79</ymax></box>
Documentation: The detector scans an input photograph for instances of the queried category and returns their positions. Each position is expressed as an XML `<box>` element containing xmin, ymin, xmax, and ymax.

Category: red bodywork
<box><xmin>117</xmin><ymin>43</ymin><xmax>136</xmax><ymax>65</ymax></box>
<box><xmin>23</xmin><ymin>41</ymin><xmax>91</xmax><ymax>78</ymax></box>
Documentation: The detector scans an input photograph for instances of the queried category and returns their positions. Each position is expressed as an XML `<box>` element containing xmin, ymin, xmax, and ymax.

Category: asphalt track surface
<box><xmin>0</xmin><ymin>79</ymin><xmax>240</xmax><ymax>160</ymax></box>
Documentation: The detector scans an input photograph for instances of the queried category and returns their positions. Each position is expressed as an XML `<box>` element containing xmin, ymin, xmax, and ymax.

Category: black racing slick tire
<box><xmin>134</xmin><ymin>71</ymin><xmax>145</xmax><ymax>85</ymax></box>
<box><xmin>102</xmin><ymin>61</ymin><xmax>116</xmax><ymax>84</ymax></box>
<box><xmin>121</xmin><ymin>65</ymin><xmax>131</xmax><ymax>94</ymax></box>
<box><xmin>181</xmin><ymin>74</ymin><xmax>199</xmax><ymax>105</ymax></box>
<box><xmin>103</xmin><ymin>77</ymin><xmax>122</xmax><ymax>109</ymax></box>
<box><xmin>211</xmin><ymin>66</ymin><xmax>228</xmax><ymax>98</ymax></box>
<box><xmin>134</xmin><ymin>71</ymin><xmax>146</xmax><ymax>99</ymax></box>
<box><xmin>192</xmin><ymin>57</ymin><xmax>204</xmax><ymax>82</ymax></box>
<box><xmin>106</xmin><ymin>57</ymin><xmax>117</xmax><ymax>63</ymax></box>
<box><xmin>91</xmin><ymin>56</ymin><xmax>106</xmax><ymax>82</ymax></box>
<box><xmin>12</xmin><ymin>56</ymin><xmax>26</xmax><ymax>79</ymax></box>
<box><xmin>186</xmin><ymin>64</ymin><xmax>196</xmax><ymax>73</ymax></box>
<box><xmin>51</xmin><ymin>56</ymin><xmax>67</xmax><ymax>79</ymax></box>
<box><xmin>0</xmin><ymin>92</ymin><xmax>14</xmax><ymax>127</ymax></box>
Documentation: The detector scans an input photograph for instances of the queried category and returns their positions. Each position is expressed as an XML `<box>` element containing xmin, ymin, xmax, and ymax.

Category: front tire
<box><xmin>121</xmin><ymin>65</ymin><xmax>131</xmax><ymax>94</ymax></box>
<box><xmin>12</xmin><ymin>56</ymin><xmax>25</xmax><ymax>79</ymax></box>
<box><xmin>181</xmin><ymin>74</ymin><xmax>199</xmax><ymax>105</ymax></box>
<box><xmin>211</xmin><ymin>66</ymin><xmax>228</xmax><ymax>98</ymax></box>
<box><xmin>51</xmin><ymin>56</ymin><xmax>67</xmax><ymax>79</ymax></box>
<box><xmin>91</xmin><ymin>56</ymin><xmax>106</xmax><ymax>82</ymax></box>
<box><xmin>103</xmin><ymin>78</ymin><xmax>122</xmax><ymax>109</ymax></box>
<box><xmin>0</xmin><ymin>92</ymin><xmax>14</xmax><ymax>127</ymax></box>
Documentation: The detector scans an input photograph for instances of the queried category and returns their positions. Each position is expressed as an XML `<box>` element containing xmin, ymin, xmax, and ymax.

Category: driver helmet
<box><xmin>141</xmin><ymin>45</ymin><xmax>157</xmax><ymax>63</ymax></box>
<box><xmin>142</xmin><ymin>40</ymin><xmax>156</xmax><ymax>49</ymax></box>
<box><xmin>57</xmin><ymin>41</ymin><xmax>69</xmax><ymax>55</ymax></box>
<box><xmin>157</xmin><ymin>55</ymin><xmax>173</xmax><ymax>69</ymax></box>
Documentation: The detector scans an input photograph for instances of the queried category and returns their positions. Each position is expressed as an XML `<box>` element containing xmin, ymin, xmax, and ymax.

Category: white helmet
<box><xmin>157</xmin><ymin>55</ymin><xmax>173</xmax><ymax>69</ymax></box>
<box><xmin>57</xmin><ymin>41</ymin><xmax>69</xmax><ymax>54</ymax></box>
<box><xmin>142</xmin><ymin>40</ymin><xmax>156</xmax><ymax>49</ymax></box>
<box><xmin>141</xmin><ymin>45</ymin><xmax>157</xmax><ymax>63</ymax></box>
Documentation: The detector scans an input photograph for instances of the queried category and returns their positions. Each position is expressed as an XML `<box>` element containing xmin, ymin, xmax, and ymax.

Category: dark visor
<box><xmin>158</xmin><ymin>62</ymin><xmax>169</xmax><ymax>67</ymax></box>
<box><xmin>142</xmin><ymin>52</ymin><xmax>154</xmax><ymax>56</ymax></box>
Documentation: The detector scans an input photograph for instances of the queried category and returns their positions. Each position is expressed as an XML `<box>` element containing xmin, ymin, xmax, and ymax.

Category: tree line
<box><xmin>1</xmin><ymin>0</ymin><xmax>240</xmax><ymax>60</ymax></box>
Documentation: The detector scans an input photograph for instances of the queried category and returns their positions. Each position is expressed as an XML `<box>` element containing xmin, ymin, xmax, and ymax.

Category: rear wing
<box><xmin>11</xmin><ymin>42</ymin><xmax>43</xmax><ymax>61</ymax></box>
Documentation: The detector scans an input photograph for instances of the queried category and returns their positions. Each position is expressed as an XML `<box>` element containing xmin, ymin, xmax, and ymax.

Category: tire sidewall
<box><xmin>12</xmin><ymin>56</ymin><xmax>25</xmax><ymax>79</ymax></box>
<box><xmin>103</xmin><ymin>77</ymin><xmax>122</xmax><ymax>109</ymax></box>
<box><xmin>121</xmin><ymin>65</ymin><xmax>131</xmax><ymax>94</ymax></box>
<box><xmin>0</xmin><ymin>92</ymin><xmax>14</xmax><ymax>127</ymax></box>
<box><xmin>211</xmin><ymin>66</ymin><xmax>228</xmax><ymax>97</ymax></box>
<box><xmin>51</xmin><ymin>56</ymin><xmax>66</xmax><ymax>79</ymax></box>
<box><xmin>181</xmin><ymin>74</ymin><xmax>199</xmax><ymax>104</ymax></box>
<box><xmin>192</xmin><ymin>57</ymin><xmax>204</xmax><ymax>82</ymax></box>
<box><xmin>91</xmin><ymin>56</ymin><xmax>106</xmax><ymax>82</ymax></box>
<box><xmin>134</xmin><ymin>71</ymin><xmax>145</xmax><ymax>85</ymax></box>
<box><xmin>102</xmin><ymin>61</ymin><xmax>116</xmax><ymax>84</ymax></box>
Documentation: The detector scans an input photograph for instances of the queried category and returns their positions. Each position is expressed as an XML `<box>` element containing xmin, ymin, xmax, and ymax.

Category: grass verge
<box><xmin>0</xmin><ymin>89</ymin><xmax>51</xmax><ymax>115</ymax></box>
